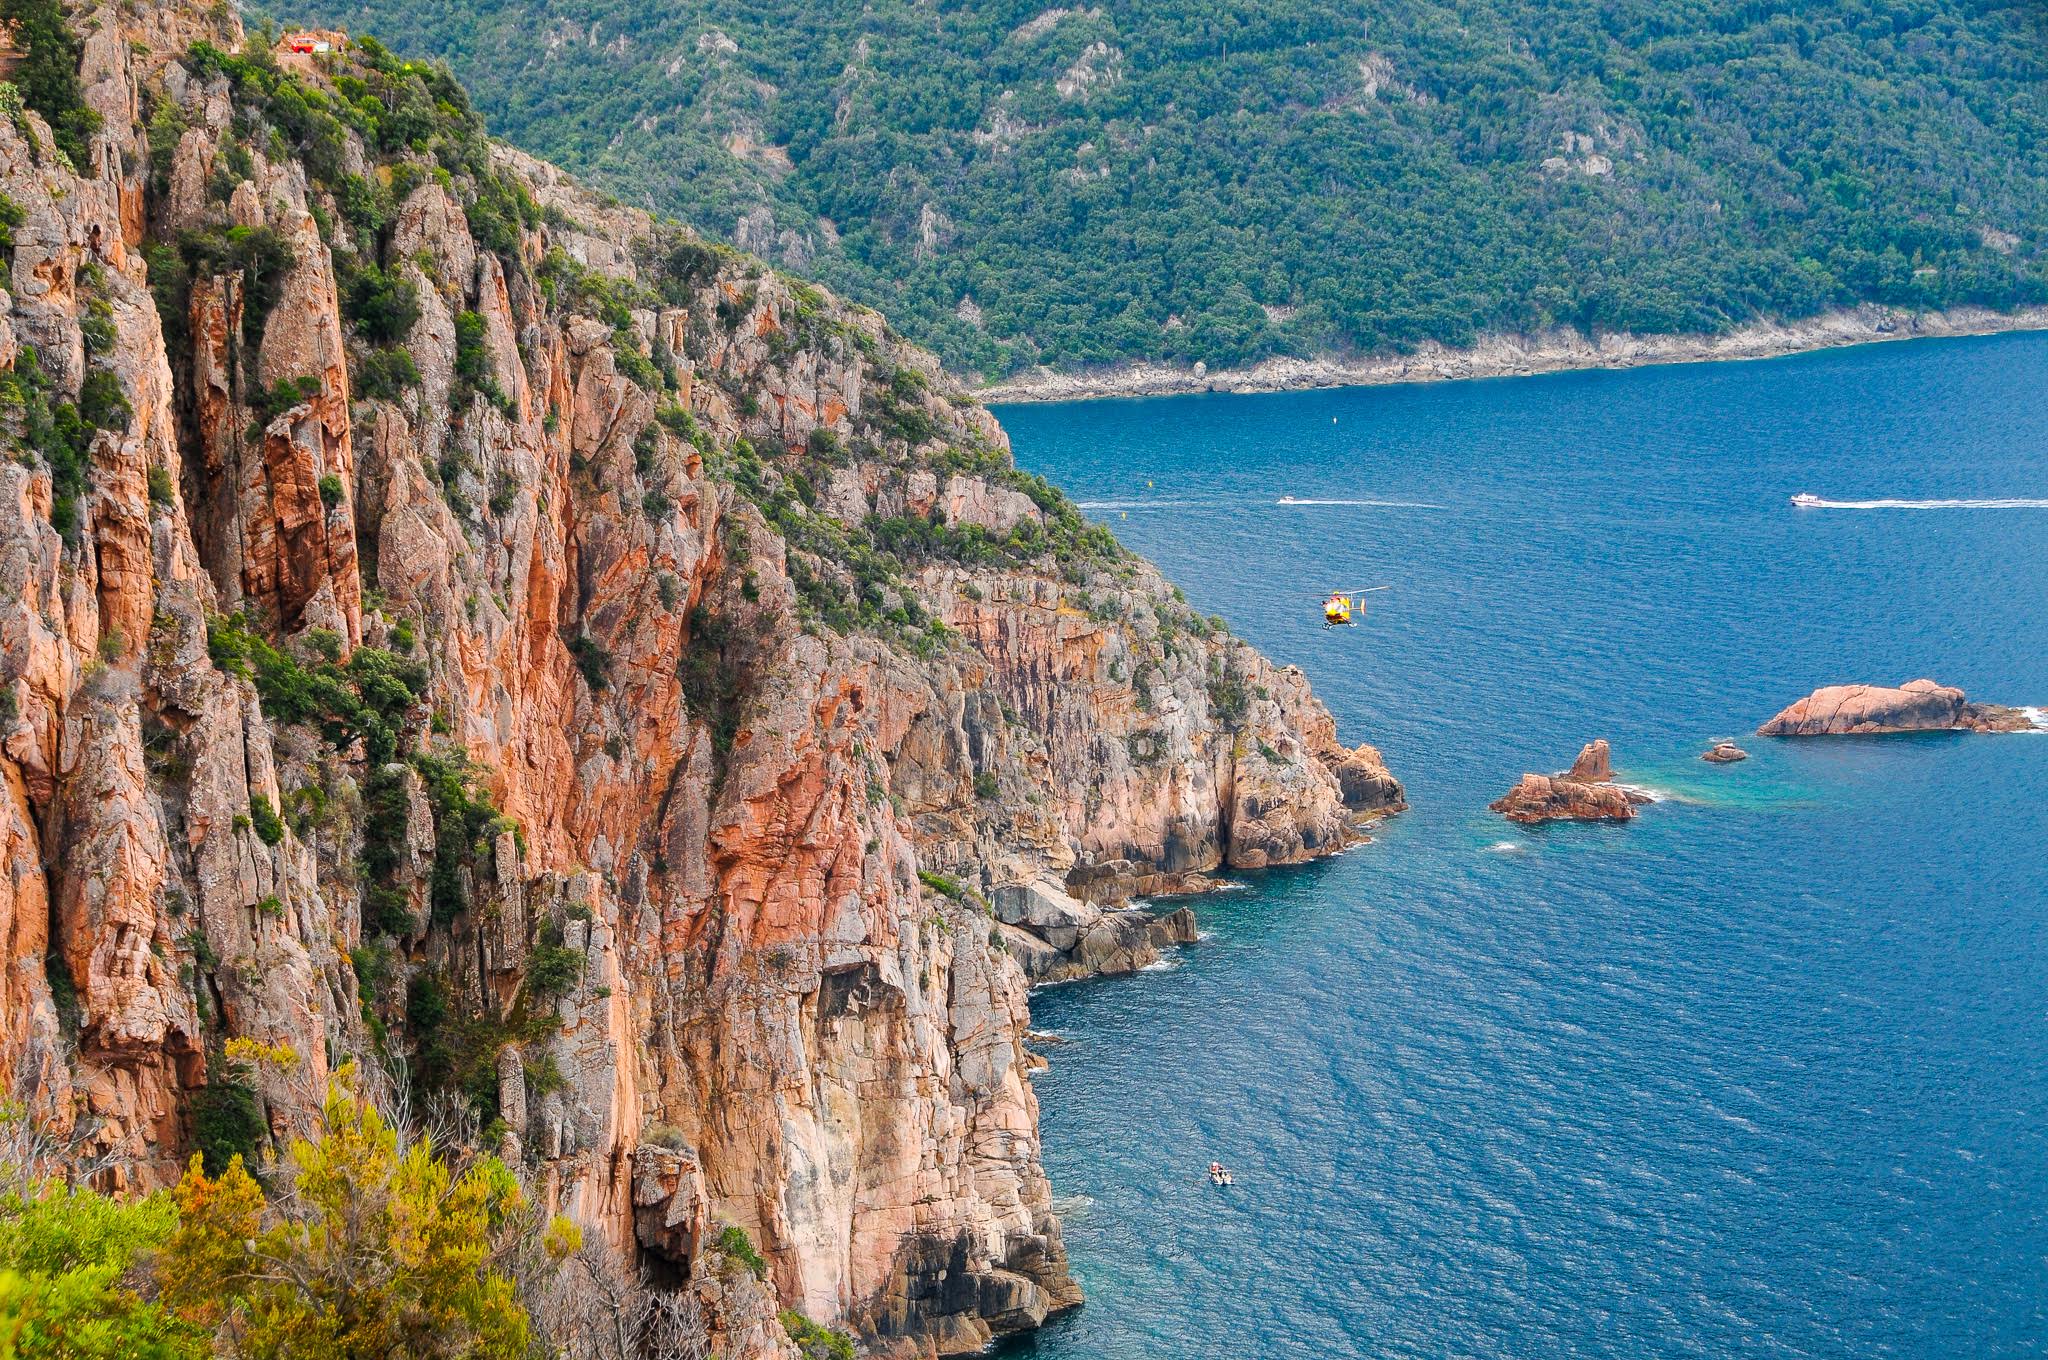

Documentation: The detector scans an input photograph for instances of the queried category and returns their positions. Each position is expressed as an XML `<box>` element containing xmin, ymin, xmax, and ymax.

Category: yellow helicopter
<box><xmin>1320</xmin><ymin>585</ymin><xmax>1390</xmax><ymax>628</ymax></box>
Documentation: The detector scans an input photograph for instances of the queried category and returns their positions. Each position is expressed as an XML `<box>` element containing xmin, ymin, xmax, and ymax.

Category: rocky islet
<box><xmin>1489</xmin><ymin>740</ymin><xmax>1649</xmax><ymax>824</ymax></box>
<box><xmin>1757</xmin><ymin>678</ymin><xmax>2036</xmax><ymax>736</ymax></box>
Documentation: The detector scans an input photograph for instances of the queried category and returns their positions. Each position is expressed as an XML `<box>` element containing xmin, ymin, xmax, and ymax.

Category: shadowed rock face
<box><xmin>1490</xmin><ymin>741</ymin><xmax>1646</xmax><ymax>824</ymax></box>
<box><xmin>0</xmin><ymin>7</ymin><xmax>1401</xmax><ymax>1356</ymax></box>
<box><xmin>1758</xmin><ymin>679</ymin><xmax>2033</xmax><ymax>736</ymax></box>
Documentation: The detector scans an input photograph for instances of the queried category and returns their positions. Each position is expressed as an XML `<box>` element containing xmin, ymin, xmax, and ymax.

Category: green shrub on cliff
<box><xmin>565</xmin><ymin>631</ymin><xmax>610</xmax><ymax>692</ymax></box>
<box><xmin>178</xmin><ymin>225</ymin><xmax>297</xmax><ymax>348</ymax></box>
<box><xmin>0</xmin><ymin>1175</ymin><xmax>203</xmax><ymax>1359</ymax></box>
<box><xmin>0</xmin><ymin>192</ymin><xmax>22</xmax><ymax>269</ymax></box>
<box><xmin>206</xmin><ymin>613</ymin><xmax>429</xmax><ymax>765</ymax></box>
<box><xmin>0</xmin><ymin>343</ymin><xmax>130</xmax><ymax>545</ymax></box>
<box><xmin>247</xmin><ymin>794</ymin><xmax>286</xmax><ymax>846</ymax></box>
<box><xmin>410</xmin><ymin>746</ymin><xmax>511</xmax><ymax>926</ymax></box>
<box><xmin>526</xmin><ymin>921</ymin><xmax>583</xmax><ymax>999</ymax></box>
<box><xmin>158</xmin><ymin>1067</ymin><xmax>549</xmax><ymax>1360</ymax></box>
<box><xmin>251</xmin><ymin>375</ymin><xmax>323</xmax><ymax>431</ymax></box>
<box><xmin>712</xmin><ymin>1223</ymin><xmax>768</xmax><ymax>1280</ymax></box>
<box><xmin>1206</xmin><ymin>665</ymin><xmax>1250</xmax><ymax>730</ymax></box>
<box><xmin>782</xmin><ymin>1310</ymin><xmax>857</xmax><ymax>1360</ymax></box>
<box><xmin>189</xmin><ymin>1079</ymin><xmax>266</xmax><ymax>1176</ymax></box>
<box><xmin>355</xmin><ymin>346</ymin><xmax>422</xmax><ymax>399</ymax></box>
<box><xmin>0</xmin><ymin>0</ymin><xmax>102</xmax><ymax>168</ymax></box>
<box><xmin>341</xmin><ymin>261</ymin><xmax>422</xmax><ymax>344</ymax></box>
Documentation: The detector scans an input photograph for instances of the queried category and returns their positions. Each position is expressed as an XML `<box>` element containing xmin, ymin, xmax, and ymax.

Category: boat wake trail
<box><xmin>1076</xmin><ymin>496</ymin><xmax>1445</xmax><ymax>510</ymax></box>
<box><xmin>1276</xmin><ymin>497</ymin><xmax>1446</xmax><ymax>509</ymax></box>
<box><xmin>1798</xmin><ymin>496</ymin><xmax>2048</xmax><ymax>510</ymax></box>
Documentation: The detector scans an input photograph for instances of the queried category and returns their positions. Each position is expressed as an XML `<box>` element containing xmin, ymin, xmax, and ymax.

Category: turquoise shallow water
<box><xmin>990</xmin><ymin>332</ymin><xmax>2048</xmax><ymax>1360</ymax></box>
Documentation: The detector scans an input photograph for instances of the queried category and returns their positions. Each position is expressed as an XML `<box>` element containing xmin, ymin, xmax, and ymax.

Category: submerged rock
<box><xmin>1490</xmin><ymin>740</ymin><xmax>1648</xmax><ymax>823</ymax></box>
<box><xmin>1757</xmin><ymin>679</ymin><xmax>2033</xmax><ymax>736</ymax></box>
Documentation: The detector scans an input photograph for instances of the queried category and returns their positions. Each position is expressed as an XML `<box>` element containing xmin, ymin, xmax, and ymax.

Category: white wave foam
<box><xmin>1796</xmin><ymin>496</ymin><xmax>2048</xmax><ymax>510</ymax></box>
<box><xmin>1612</xmin><ymin>782</ymin><xmax>1668</xmax><ymax>803</ymax></box>
<box><xmin>1210</xmin><ymin>880</ymin><xmax>1253</xmax><ymax>892</ymax></box>
<box><xmin>1485</xmin><ymin>840</ymin><xmax>1528</xmax><ymax>855</ymax></box>
<box><xmin>1139</xmin><ymin>957</ymin><xmax>1183</xmax><ymax>973</ymax></box>
<box><xmin>2021</xmin><ymin>707</ymin><xmax>2048</xmax><ymax>732</ymax></box>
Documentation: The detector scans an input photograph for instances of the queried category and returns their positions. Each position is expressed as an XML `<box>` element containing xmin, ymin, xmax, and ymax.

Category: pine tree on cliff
<box><xmin>0</xmin><ymin>0</ymin><xmax>100</xmax><ymax>166</ymax></box>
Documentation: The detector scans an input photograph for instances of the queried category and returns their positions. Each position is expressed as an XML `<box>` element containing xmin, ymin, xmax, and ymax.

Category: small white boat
<box><xmin>1790</xmin><ymin>493</ymin><xmax>1824</xmax><ymax>508</ymax></box>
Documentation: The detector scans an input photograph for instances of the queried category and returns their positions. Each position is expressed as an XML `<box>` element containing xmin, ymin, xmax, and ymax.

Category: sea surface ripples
<box><xmin>993</xmin><ymin>333</ymin><xmax>2048</xmax><ymax>1360</ymax></box>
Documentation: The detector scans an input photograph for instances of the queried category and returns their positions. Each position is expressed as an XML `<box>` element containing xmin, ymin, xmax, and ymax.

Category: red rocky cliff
<box><xmin>0</xmin><ymin>11</ymin><xmax>1402</xmax><ymax>1356</ymax></box>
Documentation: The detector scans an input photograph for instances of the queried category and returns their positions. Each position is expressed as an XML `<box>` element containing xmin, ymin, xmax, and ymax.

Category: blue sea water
<box><xmin>990</xmin><ymin>332</ymin><xmax>2048</xmax><ymax>1360</ymax></box>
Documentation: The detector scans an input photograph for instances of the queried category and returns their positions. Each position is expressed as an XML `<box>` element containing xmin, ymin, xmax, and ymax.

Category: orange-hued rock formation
<box><xmin>1757</xmin><ymin>679</ymin><xmax>2035</xmax><ymax>736</ymax></box>
<box><xmin>1489</xmin><ymin>740</ymin><xmax>1646</xmax><ymax>823</ymax></box>
<box><xmin>0</xmin><ymin>9</ymin><xmax>1403</xmax><ymax>1356</ymax></box>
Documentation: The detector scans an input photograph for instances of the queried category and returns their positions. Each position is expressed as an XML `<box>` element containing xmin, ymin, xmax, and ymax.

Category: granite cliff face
<box><xmin>0</xmin><ymin>8</ymin><xmax>1400</xmax><ymax>1356</ymax></box>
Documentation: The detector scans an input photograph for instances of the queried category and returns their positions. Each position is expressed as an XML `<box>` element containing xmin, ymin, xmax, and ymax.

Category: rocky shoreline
<box><xmin>976</xmin><ymin>304</ymin><xmax>2048</xmax><ymax>404</ymax></box>
<box><xmin>998</xmin><ymin>794</ymin><xmax>1401</xmax><ymax>986</ymax></box>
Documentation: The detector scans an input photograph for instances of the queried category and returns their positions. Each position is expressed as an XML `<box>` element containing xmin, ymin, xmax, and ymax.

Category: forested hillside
<box><xmin>269</xmin><ymin>0</ymin><xmax>2048</xmax><ymax>380</ymax></box>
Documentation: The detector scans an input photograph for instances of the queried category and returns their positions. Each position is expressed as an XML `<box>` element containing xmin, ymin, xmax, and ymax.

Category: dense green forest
<box><xmin>271</xmin><ymin>0</ymin><xmax>2048</xmax><ymax>380</ymax></box>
